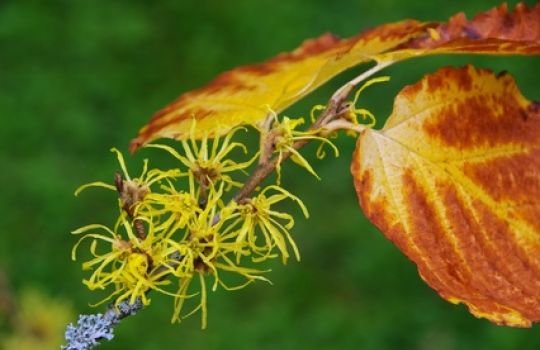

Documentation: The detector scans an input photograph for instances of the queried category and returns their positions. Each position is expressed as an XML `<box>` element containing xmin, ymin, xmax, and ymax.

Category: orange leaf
<box><xmin>351</xmin><ymin>65</ymin><xmax>540</xmax><ymax>327</ymax></box>
<box><xmin>131</xmin><ymin>3</ymin><xmax>540</xmax><ymax>152</ymax></box>
<box><xmin>385</xmin><ymin>2</ymin><xmax>540</xmax><ymax>60</ymax></box>
<box><xmin>418</xmin><ymin>2</ymin><xmax>540</xmax><ymax>52</ymax></box>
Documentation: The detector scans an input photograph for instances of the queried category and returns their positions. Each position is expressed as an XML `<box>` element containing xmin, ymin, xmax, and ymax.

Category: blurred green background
<box><xmin>1</xmin><ymin>0</ymin><xmax>540</xmax><ymax>349</ymax></box>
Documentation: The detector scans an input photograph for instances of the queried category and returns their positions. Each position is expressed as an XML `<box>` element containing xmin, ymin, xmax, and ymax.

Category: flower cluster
<box><xmin>72</xmin><ymin>125</ymin><xmax>310</xmax><ymax>328</ymax></box>
<box><xmin>70</xmin><ymin>73</ymin><xmax>388</xmax><ymax>330</ymax></box>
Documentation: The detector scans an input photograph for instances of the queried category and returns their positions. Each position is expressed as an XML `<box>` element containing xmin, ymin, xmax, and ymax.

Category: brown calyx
<box><xmin>114</xmin><ymin>172</ymin><xmax>149</xmax><ymax>239</ymax></box>
<box><xmin>189</xmin><ymin>234</ymin><xmax>215</xmax><ymax>273</ymax></box>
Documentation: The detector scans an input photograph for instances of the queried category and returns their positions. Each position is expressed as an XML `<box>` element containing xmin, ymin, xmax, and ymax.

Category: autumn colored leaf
<box><xmin>129</xmin><ymin>21</ymin><xmax>428</xmax><ymax>151</ymax></box>
<box><xmin>351</xmin><ymin>65</ymin><xmax>540</xmax><ymax>327</ymax></box>
<box><xmin>131</xmin><ymin>3</ymin><xmax>540</xmax><ymax>152</ymax></box>
<box><xmin>385</xmin><ymin>2</ymin><xmax>540</xmax><ymax>61</ymax></box>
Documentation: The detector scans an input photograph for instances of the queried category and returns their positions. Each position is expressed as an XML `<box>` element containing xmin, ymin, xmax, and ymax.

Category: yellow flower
<box><xmin>231</xmin><ymin>185</ymin><xmax>309</xmax><ymax>264</ymax></box>
<box><xmin>135</xmin><ymin>174</ymin><xmax>200</xmax><ymax>236</ymax></box>
<box><xmin>165</xmin><ymin>184</ymin><xmax>270</xmax><ymax>329</ymax></box>
<box><xmin>320</xmin><ymin>76</ymin><xmax>390</xmax><ymax>137</ymax></box>
<box><xmin>145</xmin><ymin>122</ymin><xmax>257</xmax><ymax>191</ymax></box>
<box><xmin>264</xmin><ymin>114</ymin><xmax>338</xmax><ymax>184</ymax></box>
<box><xmin>72</xmin><ymin>215</ymin><xmax>180</xmax><ymax>307</ymax></box>
<box><xmin>75</xmin><ymin>148</ymin><xmax>180</xmax><ymax>216</ymax></box>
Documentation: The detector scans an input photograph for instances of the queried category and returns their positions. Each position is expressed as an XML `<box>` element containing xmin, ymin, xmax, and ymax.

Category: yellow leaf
<box><xmin>131</xmin><ymin>3</ymin><xmax>540</xmax><ymax>151</ymax></box>
<box><xmin>351</xmin><ymin>65</ymin><xmax>540</xmax><ymax>327</ymax></box>
<box><xmin>129</xmin><ymin>22</ymin><xmax>428</xmax><ymax>151</ymax></box>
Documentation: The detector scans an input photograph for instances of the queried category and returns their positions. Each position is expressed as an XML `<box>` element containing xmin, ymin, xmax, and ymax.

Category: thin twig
<box><xmin>332</xmin><ymin>60</ymin><xmax>394</xmax><ymax>100</ymax></box>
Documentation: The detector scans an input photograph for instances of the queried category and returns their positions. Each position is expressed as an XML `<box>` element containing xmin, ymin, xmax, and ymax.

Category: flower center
<box><xmin>126</xmin><ymin>252</ymin><xmax>149</xmax><ymax>277</ymax></box>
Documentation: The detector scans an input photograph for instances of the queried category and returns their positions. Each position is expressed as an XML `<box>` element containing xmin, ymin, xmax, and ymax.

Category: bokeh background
<box><xmin>1</xmin><ymin>0</ymin><xmax>540</xmax><ymax>349</ymax></box>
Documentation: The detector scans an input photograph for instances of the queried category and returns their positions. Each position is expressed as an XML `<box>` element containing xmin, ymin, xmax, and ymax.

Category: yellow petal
<box><xmin>74</xmin><ymin>181</ymin><xmax>116</xmax><ymax>196</ymax></box>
